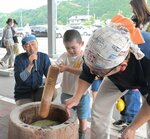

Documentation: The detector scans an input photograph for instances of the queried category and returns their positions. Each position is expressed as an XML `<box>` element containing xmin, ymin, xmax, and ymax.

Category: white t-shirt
<box><xmin>56</xmin><ymin>52</ymin><xmax>83</xmax><ymax>95</ymax></box>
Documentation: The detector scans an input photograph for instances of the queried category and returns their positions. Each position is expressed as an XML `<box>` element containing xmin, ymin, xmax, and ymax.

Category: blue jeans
<box><xmin>91</xmin><ymin>79</ymin><xmax>102</xmax><ymax>92</ymax></box>
<box><xmin>121</xmin><ymin>89</ymin><xmax>141</xmax><ymax>123</ymax></box>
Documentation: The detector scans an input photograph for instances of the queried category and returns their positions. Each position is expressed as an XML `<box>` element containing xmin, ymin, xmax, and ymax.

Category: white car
<box><xmin>56</xmin><ymin>27</ymin><xmax>64</xmax><ymax>38</ymax></box>
<box><xmin>16</xmin><ymin>27</ymin><xmax>26</xmax><ymax>37</ymax></box>
<box><xmin>0</xmin><ymin>28</ymin><xmax>3</xmax><ymax>37</ymax></box>
<box><xmin>56</xmin><ymin>25</ymin><xmax>68</xmax><ymax>38</ymax></box>
<box><xmin>70</xmin><ymin>25</ymin><xmax>92</xmax><ymax>36</ymax></box>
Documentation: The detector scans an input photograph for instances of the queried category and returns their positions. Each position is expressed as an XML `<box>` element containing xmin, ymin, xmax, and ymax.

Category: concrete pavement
<box><xmin>0</xmin><ymin>69</ymin><xmax>148</xmax><ymax>139</ymax></box>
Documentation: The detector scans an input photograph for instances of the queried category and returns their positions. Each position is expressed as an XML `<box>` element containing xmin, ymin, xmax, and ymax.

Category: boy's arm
<box><xmin>59</xmin><ymin>64</ymin><xmax>81</xmax><ymax>75</ymax></box>
<box><xmin>55</xmin><ymin>52</ymin><xmax>83</xmax><ymax>75</ymax></box>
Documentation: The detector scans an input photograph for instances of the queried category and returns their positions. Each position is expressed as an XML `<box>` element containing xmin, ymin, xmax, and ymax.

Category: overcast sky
<box><xmin>0</xmin><ymin>0</ymin><xmax>47</xmax><ymax>13</ymax></box>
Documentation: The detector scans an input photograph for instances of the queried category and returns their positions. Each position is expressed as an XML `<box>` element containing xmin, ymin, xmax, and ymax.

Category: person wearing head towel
<box><xmin>65</xmin><ymin>14</ymin><xmax>150</xmax><ymax>139</ymax></box>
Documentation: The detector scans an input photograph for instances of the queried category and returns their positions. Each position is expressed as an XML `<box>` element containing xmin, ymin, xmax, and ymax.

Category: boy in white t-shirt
<box><xmin>55</xmin><ymin>30</ymin><xmax>91</xmax><ymax>139</ymax></box>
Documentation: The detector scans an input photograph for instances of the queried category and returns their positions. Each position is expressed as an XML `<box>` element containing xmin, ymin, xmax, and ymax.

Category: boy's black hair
<box><xmin>63</xmin><ymin>29</ymin><xmax>82</xmax><ymax>43</ymax></box>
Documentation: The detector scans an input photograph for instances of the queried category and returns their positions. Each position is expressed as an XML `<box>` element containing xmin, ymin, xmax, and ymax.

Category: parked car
<box><xmin>56</xmin><ymin>27</ymin><xmax>63</xmax><ymax>38</ymax></box>
<box><xmin>31</xmin><ymin>25</ymin><xmax>47</xmax><ymax>37</ymax></box>
<box><xmin>30</xmin><ymin>25</ymin><xmax>69</xmax><ymax>38</ymax></box>
<box><xmin>16</xmin><ymin>27</ymin><xmax>26</xmax><ymax>37</ymax></box>
<box><xmin>17</xmin><ymin>26</ymin><xmax>32</xmax><ymax>37</ymax></box>
<box><xmin>56</xmin><ymin>25</ymin><xmax>69</xmax><ymax>38</ymax></box>
<box><xmin>0</xmin><ymin>28</ymin><xmax>3</xmax><ymax>37</ymax></box>
<box><xmin>70</xmin><ymin>25</ymin><xmax>92</xmax><ymax>36</ymax></box>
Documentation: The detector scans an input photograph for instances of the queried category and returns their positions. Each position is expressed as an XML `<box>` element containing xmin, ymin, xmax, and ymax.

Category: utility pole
<box><xmin>20</xmin><ymin>10</ymin><xmax>23</xmax><ymax>27</ymax></box>
<box><xmin>87</xmin><ymin>1</ymin><xmax>90</xmax><ymax>16</ymax></box>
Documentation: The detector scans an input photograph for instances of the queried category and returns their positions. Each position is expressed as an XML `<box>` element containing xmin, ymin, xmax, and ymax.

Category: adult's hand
<box><xmin>65</xmin><ymin>96</ymin><xmax>80</xmax><ymax>117</ymax></box>
<box><xmin>29</xmin><ymin>53</ymin><xmax>37</xmax><ymax>64</ymax></box>
<box><xmin>27</xmin><ymin>53</ymin><xmax>37</xmax><ymax>72</ymax></box>
<box><xmin>119</xmin><ymin>127</ymin><xmax>136</xmax><ymax>139</ymax></box>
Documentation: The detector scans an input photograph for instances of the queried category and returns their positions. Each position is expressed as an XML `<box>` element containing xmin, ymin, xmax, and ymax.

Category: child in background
<box><xmin>12</xmin><ymin>19</ymin><xmax>20</xmax><ymax>57</ymax></box>
<box><xmin>55</xmin><ymin>29</ymin><xmax>91</xmax><ymax>139</ymax></box>
<box><xmin>113</xmin><ymin>0</ymin><xmax>149</xmax><ymax>133</ymax></box>
<box><xmin>113</xmin><ymin>89</ymin><xmax>141</xmax><ymax>133</ymax></box>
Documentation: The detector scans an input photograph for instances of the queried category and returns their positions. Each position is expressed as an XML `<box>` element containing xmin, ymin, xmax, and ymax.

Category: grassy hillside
<box><xmin>0</xmin><ymin>0</ymin><xmax>149</xmax><ymax>28</ymax></box>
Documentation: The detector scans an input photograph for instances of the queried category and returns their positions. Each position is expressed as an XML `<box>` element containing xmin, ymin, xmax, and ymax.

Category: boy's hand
<box><xmin>58</xmin><ymin>64</ymin><xmax>67</xmax><ymax>72</ymax></box>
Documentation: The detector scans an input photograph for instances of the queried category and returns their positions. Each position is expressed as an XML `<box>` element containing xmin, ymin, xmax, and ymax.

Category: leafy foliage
<box><xmin>0</xmin><ymin>0</ymin><xmax>149</xmax><ymax>28</ymax></box>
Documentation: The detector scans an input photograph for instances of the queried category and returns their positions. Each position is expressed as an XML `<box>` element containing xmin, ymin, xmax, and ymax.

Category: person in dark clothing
<box><xmin>113</xmin><ymin>89</ymin><xmax>141</xmax><ymax>133</ymax></box>
<box><xmin>65</xmin><ymin>15</ymin><xmax>150</xmax><ymax>139</ymax></box>
<box><xmin>11</xmin><ymin>19</ymin><xmax>20</xmax><ymax>57</ymax></box>
<box><xmin>14</xmin><ymin>35</ymin><xmax>51</xmax><ymax>106</ymax></box>
<box><xmin>130</xmin><ymin>0</ymin><xmax>150</xmax><ymax>30</ymax></box>
<box><xmin>113</xmin><ymin>0</ymin><xmax>150</xmax><ymax>132</ymax></box>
